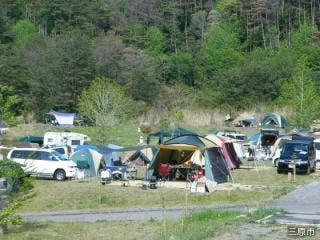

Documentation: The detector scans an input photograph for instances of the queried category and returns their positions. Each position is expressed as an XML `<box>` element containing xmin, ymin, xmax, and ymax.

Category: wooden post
<box><xmin>288</xmin><ymin>171</ymin><xmax>292</xmax><ymax>182</ymax></box>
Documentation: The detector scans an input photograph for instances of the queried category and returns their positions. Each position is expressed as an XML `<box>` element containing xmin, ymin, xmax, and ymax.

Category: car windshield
<box><xmin>52</xmin><ymin>150</ymin><xmax>68</xmax><ymax>160</ymax></box>
<box><xmin>283</xmin><ymin>143</ymin><xmax>308</xmax><ymax>154</ymax></box>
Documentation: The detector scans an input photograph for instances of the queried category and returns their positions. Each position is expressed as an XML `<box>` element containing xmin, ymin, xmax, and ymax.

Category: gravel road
<box><xmin>21</xmin><ymin>204</ymin><xmax>255</xmax><ymax>222</ymax></box>
<box><xmin>268</xmin><ymin>181</ymin><xmax>320</xmax><ymax>224</ymax></box>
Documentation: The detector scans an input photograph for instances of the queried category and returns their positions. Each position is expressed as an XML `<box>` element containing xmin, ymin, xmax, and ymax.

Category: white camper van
<box><xmin>7</xmin><ymin>148</ymin><xmax>77</xmax><ymax>180</ymax></box>
<box><xmin>43</xmin><ymin>132</ymin><xmax>90</xmax><ymax>149</ymax></box>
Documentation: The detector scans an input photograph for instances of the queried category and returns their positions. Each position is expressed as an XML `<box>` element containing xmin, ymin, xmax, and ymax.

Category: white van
<box><xmin>43</xmin><ymin>132</ymin><xmax>90</xmax><ymax>149</ymax></box>
<box><xmin>7</xmin><ymin>148</ymin><xmax>77</xmax><ymax>181</ymax></box>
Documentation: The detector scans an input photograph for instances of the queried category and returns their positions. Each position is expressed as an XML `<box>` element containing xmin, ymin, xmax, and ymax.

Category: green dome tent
<box><xmin>146</xmin><ymin>135</ymin><xmax>231</xmax><ymax>188</ymax></box>
<box><xmin>70</xmin><ymin>149</ymin><xmax>104</xmax><ymax>177</ymax></box>
<box><xmin>147</xmin><ymin>127</ymin><xmax>197</xmax><ymax>144</ymax></box>
<box><xmin>261</xmin><ymin>113</ymin><xmax>287</xmax><ymax>129</ymax></box>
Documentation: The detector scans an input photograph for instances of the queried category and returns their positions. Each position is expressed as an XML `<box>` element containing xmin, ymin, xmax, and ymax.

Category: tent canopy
<box><xmin>205</xmin><ymin>135</ymin><xmax>240</xmax><ymax>169</ymax></box>
<box><xmin>147</xmin><ymin>127</ymin><xmax>197</xmax><ymax>144</ymax></box>
<box><xmin>70</xmin><ymin>149</ymin><xmax>104</xmax><ymax>176</ymax></box>
<box><xmin>48</xmin><ymin>110</ymin><xmax>75</xmax><ymax>127</ymax></box>
<box><xmin>147</xmin><ymin>135</ymin><xmax>230</xmax><ymax>185</ymax></box>
<box><xmin>19</xmin><ymin>136</ymin><xmax>44</xmax><ymax>145</ymax></box>
<box><xmin>261</xmin><ymin>113</ymin><xmax>287</xmax><ymax>129</ymax></box>
<box><xmin>74</xmin><ymin>144</ymin><xmax>156</xmax><ymax>166</ymax></box>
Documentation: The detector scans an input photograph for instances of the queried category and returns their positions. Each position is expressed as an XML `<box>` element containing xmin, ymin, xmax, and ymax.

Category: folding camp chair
<box><xmin>159</xmin><ymin>163</ymin><xmax>170</xmax><ymax>186</ymax></box>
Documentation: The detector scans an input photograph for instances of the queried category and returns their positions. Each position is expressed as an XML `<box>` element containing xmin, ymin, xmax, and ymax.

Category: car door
<box><xmin>38</xmin><ymin>151</ymin><xmax>60</xmax><ymax>177</ymax></box>
<box><xmin>10</xmin><ymin>150</ymin><xmax>29</xmax><ymax>170</ymax></box>
<box><xmin>21</xmin><ymin>150</ymin><xmax>40</xmax><ymax>175</ymax></box>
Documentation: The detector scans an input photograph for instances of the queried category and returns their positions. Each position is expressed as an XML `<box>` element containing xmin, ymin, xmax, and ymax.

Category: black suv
<box><xmin>277</xmin><ymin>139</ymin><xmax>316</xmax><ymax>174</ymax></box>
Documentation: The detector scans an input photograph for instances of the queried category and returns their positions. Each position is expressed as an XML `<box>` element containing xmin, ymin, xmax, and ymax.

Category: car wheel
<box><xmin>54</xmin><ymin>169</ymin><xmax>66</xmax><ymax>181</ymax></box>
<box><xmin>277</xmin><ymin>169</ymin><xmax>282</xmax><ymax>174</ymax></box>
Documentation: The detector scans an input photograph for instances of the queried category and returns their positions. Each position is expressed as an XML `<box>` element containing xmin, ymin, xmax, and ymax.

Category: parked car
<box><xmin>7</xmin><ymin>148</ymin><xmax>77</xmax><ymax>181</ymax></box>
<box><xmin>277</xmin><ymin>140</ymin><xmax>316</xmax><ymax>174</ymax></box>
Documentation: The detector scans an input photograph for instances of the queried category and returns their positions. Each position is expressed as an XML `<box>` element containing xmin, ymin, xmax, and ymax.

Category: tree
<box><xmin>202</xmin><ymin>22</ymin><xmax>244</xmax><ymax>75</ymax></box>
<box><xmin>26</xmin><ymin>30</ymin><xmax>94</xmax><ymax>114</ymax></box>
<box><xmin>78</xmin><ymin>77</ymin><xmax>133</xmax><ymax>126</ymax></box>
<box><xmin>145</xmin><ymin>26</ymin><xmax>166</xmax><ymax>57</ymax></box>
<box><xmin>277</xmin><ymin>58</ymin><xmax>320</xmax><ymax>127</ymax></box>
<box><xmin>11</xmin><ymin>20</ymin><xmax>36</xmax><ymax>47</ymax></box>
<box><xmin>0</xmin><ymin>85</ymin><xmax>21</xmax><ymax>125</ymax></box>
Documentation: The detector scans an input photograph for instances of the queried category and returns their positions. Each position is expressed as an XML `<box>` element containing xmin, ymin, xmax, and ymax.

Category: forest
<box><xmin>1</xmin><ymin>0</ymin><xmax>320</xmax><ymax>127</ymax></box>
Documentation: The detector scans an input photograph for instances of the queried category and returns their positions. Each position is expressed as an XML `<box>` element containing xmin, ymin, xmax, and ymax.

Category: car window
<box><xmin>11</xmin><ymin>150</ymin><xmax>25</xmax><ymax>159</ymax></box>
<box><xmin>283</xmin><ymin>143</ymin><xmax>308</xmax><ymax>154</ymax></box>
<box><xmin>30</xmin><ymin>151</ymin><xmax>42</xmax><ymax>160</ymax></box>
<box><xmin>52</xmin><ymin>150</ymin><xmax>67</xmax><ymax>160</ymax></box>
<box><xmin>315</xmin><ymin>143</ymin><xmax>320</xmax><ymax>150</ymax></box>
<box><xmin>71</xmin><ymin>140</ymin><xmax>81</xmax><ymax>146</ymax></box>
<box><xmin>54</xmin><ymin>148</ymin><xmax>65</xmax><ymax>155</ymax></box>
<box><xmin>11</xmin><ymin>150</ymin><xmax>36</xmax><ymax>159</ymax></box>
<box><xmin>40</xmin><ymin>151</ymin><xmax>52</xmax><ymax>160</ymax></box>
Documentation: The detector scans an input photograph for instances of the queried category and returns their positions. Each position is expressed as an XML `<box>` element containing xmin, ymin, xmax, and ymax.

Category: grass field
<box><xmin>2</xmin><ymin>208</ymin><xmax>278</xmax><ymax>240</ymax></box>
<box><xmin>17</xmin><ymin>162</ymin><xmax>317</xmax><ymax>213</ymax></box>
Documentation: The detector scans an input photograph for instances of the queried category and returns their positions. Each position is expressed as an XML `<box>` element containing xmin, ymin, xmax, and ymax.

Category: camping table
<box><xmin>171</xmin><ymin>165</ymin><xmax>195</xmax><ymax>179</ymax></box>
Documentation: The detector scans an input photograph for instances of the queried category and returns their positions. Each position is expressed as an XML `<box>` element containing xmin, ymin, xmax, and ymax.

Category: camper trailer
<box><xmin>43</xmin><ymin>132</ymin><xmax>90</xmax><ymax>149</ymax></box>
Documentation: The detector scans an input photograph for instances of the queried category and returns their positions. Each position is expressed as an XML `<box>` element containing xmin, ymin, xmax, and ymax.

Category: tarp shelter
<box><xmin>205</xmin><ymin>135</ymin><xmax>240</xmax><ymax>169</ymax></box>
<box><xmin>70</xmin><ymin>149</ymin><xmax>104</xmax><ymax>177</ymax></box>
<box><xmin>49</xmin><ymin>110</ymin><xmax>75</xmax><ymax>127</ymax></box>
<box><xmin>261</xmin><ymin>113</ymin><xmax>287</xmax><ymax>129</ymax></box>
<box><xmin>147</xmin><ymin>135</ymin><xmax>231</xmax><ymax>185</ymax></box>
<box><xmin>19</xmin><ymin>136</ymin><xmax>44</xmax><ymax>146</ymax></box>
<box><xmin>147</xmin><ymin>127</ymin><xmax>197</xmax><ymax>144</ymax></box>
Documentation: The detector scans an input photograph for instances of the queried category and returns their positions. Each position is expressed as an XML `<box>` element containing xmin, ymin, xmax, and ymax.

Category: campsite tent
<box><xmin>147</xmin><ymin>135</ymin><xmax>231</xmax><ymax>185</ymax></box>
<box><xmin>47</xmin><ymin>110</ymin><xmax>75</xmax><ymax>127</ymax></box>
<box><xmin>124</xmin><ymin>147</ymin><xmax>157</xmax><ymax>166</ymax></box>
<box><xmin>70</xmin><ymin>149</ymin><xmax>104</xmax><ymax>177</ymax></box>
<box><xmin>147</xmin><ymin>127</ymin><xmax>197</xmax><ymax>144</ymax></box>
<box><xmin>261</xmin><ymin>113</ymin><xmax>287</xmax><ymax>129</ymax></box>
<box><xmin>231</xmin><ymin>141</ymin><xmax>246</xmax><ymax>162</ymax></box>
<box><xmin>205</xmin><ymin>135</ymin><xmax>241</xmax><ymax>169</ymax></box>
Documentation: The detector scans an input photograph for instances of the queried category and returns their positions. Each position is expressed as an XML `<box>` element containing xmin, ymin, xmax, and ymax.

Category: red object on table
<box><xmin>197</xmin><ymin>170</ymin><xmax>204</xmax><ymax>178</ymax></box>
<box><xmin>159</xmin><ymin>163</ymin><xmax>170</xmax><ymax>178</ymax></box>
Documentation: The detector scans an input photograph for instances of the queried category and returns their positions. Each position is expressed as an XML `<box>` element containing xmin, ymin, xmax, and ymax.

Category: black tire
<box><xmin>277</xmin><ymin>169</ymin><xmax>282</xmax><ymax>174</ymax></box>
<box><xmin>54</xmin><ymin>169</ymin><xmax>66</xmax><ymax>181</ymax></box>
